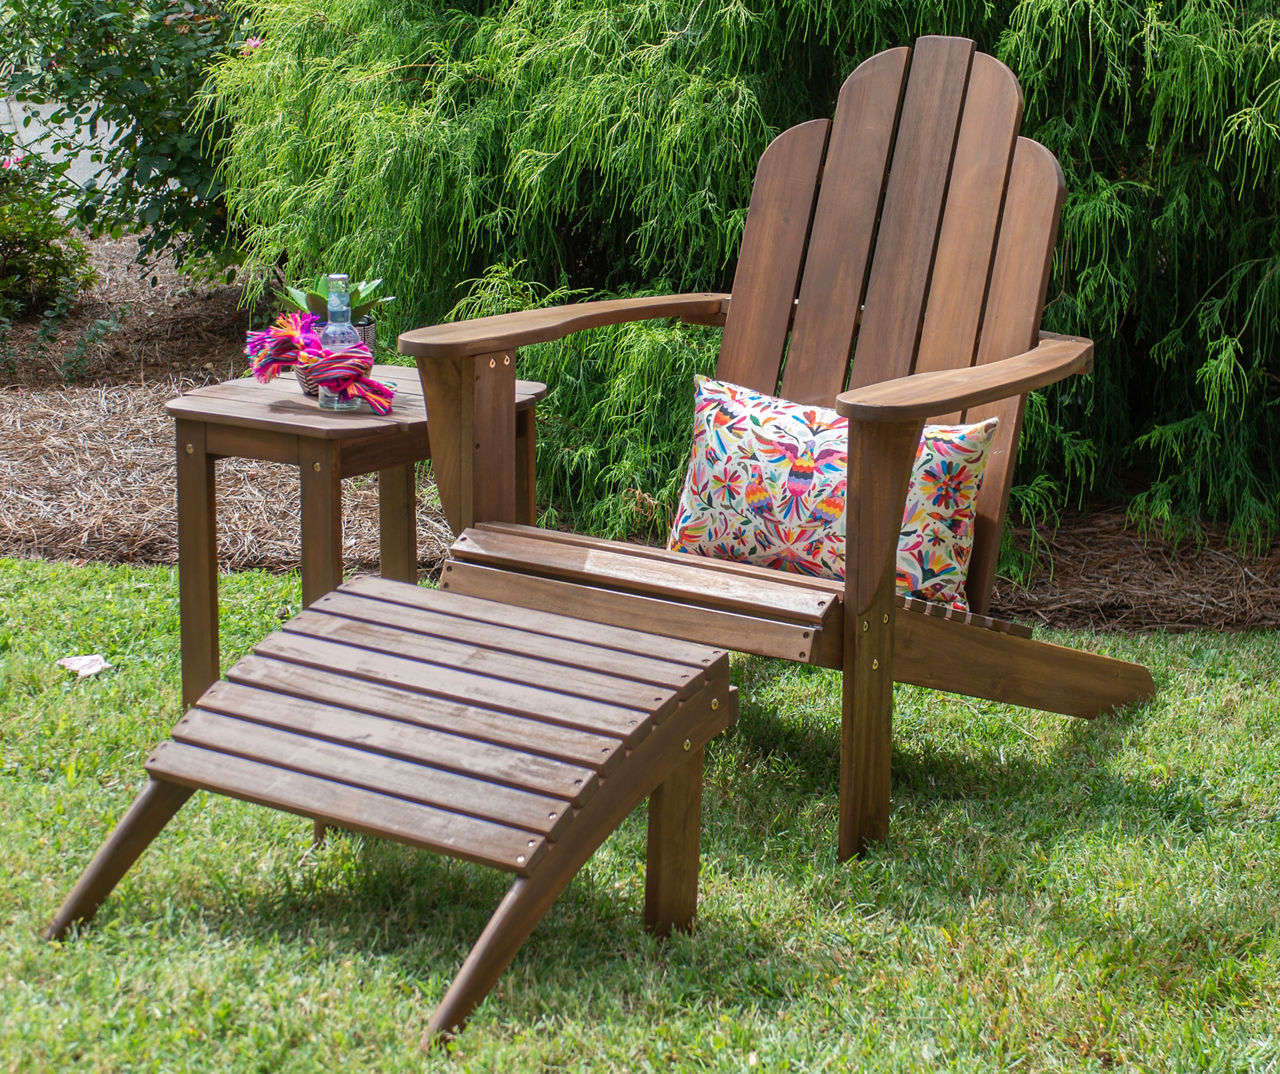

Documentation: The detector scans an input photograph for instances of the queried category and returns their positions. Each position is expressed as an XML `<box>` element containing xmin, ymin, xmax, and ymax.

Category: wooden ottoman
<box><xmin>45</xmin><ymin>578</ymin><xmax>736</xmax><ymax>1042</ymax></box>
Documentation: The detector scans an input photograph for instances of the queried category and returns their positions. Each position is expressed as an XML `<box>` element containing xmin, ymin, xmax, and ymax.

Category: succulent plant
<box><xmin>282</xmin><ymin>275</ymin><xmax>395</xmax><ymax>321</ymax></box>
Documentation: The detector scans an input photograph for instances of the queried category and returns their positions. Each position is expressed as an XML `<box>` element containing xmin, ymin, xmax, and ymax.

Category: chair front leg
<box><xmin>839</xmin><ymin>417</ymin><xmax>922</xmax><ymax>859</ymax></box>
<box><xmin>413</xmin><ymin>350</ymin><xmax>518</xmax><ymax>535</ymax></box>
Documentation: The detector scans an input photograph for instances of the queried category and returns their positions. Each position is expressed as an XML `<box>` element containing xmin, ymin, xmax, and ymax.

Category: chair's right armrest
<box><xmin>398</xmin><ymin>293</ymin><xmax>730</xmax><ymax>361</ymax></box>
<box><xmin>834</xmin><ymin>333</ymin><xmax>1093</xmax><ymax>422</ymax></box>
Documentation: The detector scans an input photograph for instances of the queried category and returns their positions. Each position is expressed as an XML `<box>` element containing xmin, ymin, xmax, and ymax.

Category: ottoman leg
<box><xmin>425</xmin><ymin>686</ymin><xmax>730</xmax><ymax>1045</ymax></box>
<box><xmin>644</xmin><ymin>746</ymin><xmax>704</xmax><ymax>936</ymax></box>
<box><xmin>46</xmin><ymin>779</ymin><xmax>194</xmax><ymax>940</ymax></box>
<box><xmin>425</xmin><ymin>873</ymin><xmax>563</xmax><ymax>1043</ymax></box>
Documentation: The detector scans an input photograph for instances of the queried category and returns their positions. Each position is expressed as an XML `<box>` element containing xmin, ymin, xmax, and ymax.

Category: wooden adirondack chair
<box><xmin>399</xmin><ymin>36</ymin><xmax>1157</xmax><ymax>859</ymax></box>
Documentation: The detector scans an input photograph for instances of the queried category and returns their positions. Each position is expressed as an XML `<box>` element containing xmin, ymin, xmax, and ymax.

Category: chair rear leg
<box><xmin>45</xmin><ymin>778</ymin><xmax>193</xmax><ymax>940</ymax></box>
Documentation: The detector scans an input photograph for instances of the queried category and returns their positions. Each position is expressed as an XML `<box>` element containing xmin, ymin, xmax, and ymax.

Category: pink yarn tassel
<box><xmin>307</xmin><ymin>345</ymin><xmax>396</xmax><ymax>415</ymax></box>
<box><xmin>247</xmin><ymin>312</ymin><xmax>324</xmax><ymax>382</ymax></box>
<box><xmin>245</xmin><ymin>312</ymin><xmax>395</xmax><ymax>414</ymax></box>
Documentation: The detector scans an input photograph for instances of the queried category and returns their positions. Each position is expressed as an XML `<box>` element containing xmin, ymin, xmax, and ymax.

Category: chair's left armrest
<box><xmin>398</xmin><ymin>293</ymin><xmax>730</xmax><ymax>361</ymax></box>
<box><xmin>398</xmin><ymin>293</ymin><xmax>730</xmax><ymax>536</ymax></box>
<box><xmin>835</xmin><ymin>333</ymin><xmax>1093</xmax><ymax>422</ymax></box>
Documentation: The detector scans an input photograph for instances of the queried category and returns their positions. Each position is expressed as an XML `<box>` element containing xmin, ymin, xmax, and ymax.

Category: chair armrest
<box><xmin>398</xmin><ymin>293</ymin><xmax>731</xmax><ymax>360</ymax></box>
<box><xmin>835</xmin><ymin>333</ymin><xmax>1093</xmax><ymax>422</ymax></box>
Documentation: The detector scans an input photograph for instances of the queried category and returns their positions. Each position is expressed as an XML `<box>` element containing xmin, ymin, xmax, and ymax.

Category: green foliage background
<box><xmin>207</xmin><ymin>0</ymin><xmax>1280</xmax><ymax>543</ymax></box>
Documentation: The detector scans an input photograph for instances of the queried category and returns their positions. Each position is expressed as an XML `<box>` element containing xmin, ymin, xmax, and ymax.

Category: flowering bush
<box><xmin>0</xmin><ymin>132</ymin><xmax>95</xmax><ymax>319</ymax></box>
<box><xmin>2</xmin><ymin>0</ymin><xmax>244</xmax><ymax>275</ymax></box>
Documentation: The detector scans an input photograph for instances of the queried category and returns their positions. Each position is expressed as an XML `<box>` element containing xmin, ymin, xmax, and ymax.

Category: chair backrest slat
<box><xmin>848</xmin><ymin>35</ymin><xmax>975</xmax><ymax>390</ymax></box>
<box><xmin>913</xmin><ymin>52</ymin><xmax>1022</xmax><ymax>382</ymax></box>
<box><xmin>715</xmin><ymin>119</ymin><xmax>829</xmax><ymax>395</ymax></box>
<box><xmin>781</xmin><ymin>47</ymin><xmax>908</xmax><ymax>405</ymax></box>
<box><xmin>963</xmin><ymin>137</ymin><xmax>1065</xmax><ymax>611</ymax></box>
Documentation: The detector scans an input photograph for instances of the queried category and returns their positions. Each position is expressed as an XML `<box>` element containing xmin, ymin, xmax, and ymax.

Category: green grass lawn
<box><xmin>2</xmin><ymin>557</ymin><xmax>1277</xmax><ymax>1071</ymax></box>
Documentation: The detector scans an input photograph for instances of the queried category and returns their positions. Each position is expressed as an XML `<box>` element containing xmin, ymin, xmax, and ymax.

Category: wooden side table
<box><xmin>166</xmin><ymin>366</ymin><xmax>545</xmax><ymax>707</ymax></box>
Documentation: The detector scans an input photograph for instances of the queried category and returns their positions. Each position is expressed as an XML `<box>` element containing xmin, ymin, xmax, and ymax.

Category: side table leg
<box><xmin>175</xmin><ymin>420</ymin><xmax>219</xmax><ymax>709</ymax></box>
<box><xmin>298</xmin><ymin>440</ymin><xmax>344</xmax><ymax>607</ymax></box>
<box><xmin>377</xmin><ymin>463</ymin><xmax>417</xmax><ymax>583</ymax></box>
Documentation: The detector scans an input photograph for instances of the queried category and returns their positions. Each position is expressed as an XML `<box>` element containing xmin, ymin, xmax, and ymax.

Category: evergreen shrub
<box><xmin>206</xmin><ymin>0</ymin><xmax>1280</xmax><ymax>545</ymax></box>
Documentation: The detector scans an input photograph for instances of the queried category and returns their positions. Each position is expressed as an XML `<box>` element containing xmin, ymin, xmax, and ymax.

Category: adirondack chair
<box><xmin>399</xmin><ymin>36</ymin><xmax>1157</xmax><ymax>859</ymax></box>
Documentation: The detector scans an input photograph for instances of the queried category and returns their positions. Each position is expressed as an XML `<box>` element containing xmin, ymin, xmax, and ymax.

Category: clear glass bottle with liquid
<box><xmin>318</xmin><ymin>273</ymin><xmax>362</xmax><ymax>411</ymax></box>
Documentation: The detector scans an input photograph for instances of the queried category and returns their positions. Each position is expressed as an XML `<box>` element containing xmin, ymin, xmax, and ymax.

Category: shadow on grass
<box><xmin>147</xmin><ymin>813</ymin><xmax>819</xmax><ymax>1028</ymax></box>
<box><xmin>718</xmin><ymin>654</ymin><xmax>1217</xmax><ymax>866</ymax></box>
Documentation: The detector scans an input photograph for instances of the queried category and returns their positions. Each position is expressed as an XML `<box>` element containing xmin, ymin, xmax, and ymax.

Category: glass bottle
<box><xmin>318</xmin><ymin>274</ymin><xmax>362</xmax><ymax>411</ymax></box>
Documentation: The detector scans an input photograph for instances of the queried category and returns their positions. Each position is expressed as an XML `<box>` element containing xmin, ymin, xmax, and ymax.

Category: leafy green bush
<box><xmin>1004</xmin><ymin>1</ymin><xmax>1280</xmax><ymax>547</ymax></box>
<box><xmin>207</xmin><ymin>0</ymin><xmax>1280</xmax><ymax>545</ymax></box>
<box><xmin>1</xmin><ymin>0</ymin><xmax>241</xmax><ymax>274</ymax></box>
<box><xmin>0</xmin><ymin>138</ymin><xmax>94</xmax><ymax>320</ymax></box>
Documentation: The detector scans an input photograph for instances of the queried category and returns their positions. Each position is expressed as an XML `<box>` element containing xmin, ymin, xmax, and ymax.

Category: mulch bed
<box><xmin>3</xmin><ymin>377</ymin><xmax>1274</xmax><ymax>633</ymax></box>
<box><xmin>989</xmin><ymin>511</ymin><xmax>1280</xmax><ymax>632</ymax></box>
<box><xmin>3</xmin><ymin>236</ymin><xmax>1276</xmax><ymax>634</ymax></box>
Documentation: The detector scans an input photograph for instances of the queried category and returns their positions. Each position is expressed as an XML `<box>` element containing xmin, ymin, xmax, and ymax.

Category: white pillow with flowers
<box><xmin>666</xmin><ymin>376</ymin><xmax>999</xmax><ymax>610</ymax></box>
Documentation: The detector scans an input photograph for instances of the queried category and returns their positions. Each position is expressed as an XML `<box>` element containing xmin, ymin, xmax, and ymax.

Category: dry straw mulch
<box><xmin>0</xmin><ymin>381</ymin><xmax>453</xmax><ymax>577</ymax></box>
<box><xmin>2</xmin><ymin>383</ymin><xmax>1276</xmax><ymax>634</ymax></box>
<box><xmin>990</xmin><ymin>511</ymin><xmax>1280</xmax><ymax>633</ymax></box>
<box><xmin>3</xmin><ymin>235</ymin><xmax>249</xmax><ymax>391</ymax></box>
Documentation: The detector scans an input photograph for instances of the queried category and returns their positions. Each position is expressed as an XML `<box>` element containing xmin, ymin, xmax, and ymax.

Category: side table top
<box><xmin>166</xmin><ymin>365</ymin><xmax>546</xmax><ymax>440</ymax></box>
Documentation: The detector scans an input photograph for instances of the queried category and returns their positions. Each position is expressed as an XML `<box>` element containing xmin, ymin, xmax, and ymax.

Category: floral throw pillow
<box><xmin>666</xmin><ymin>375</ymin><xmax>999</xmax><ymax>610</ymax></box>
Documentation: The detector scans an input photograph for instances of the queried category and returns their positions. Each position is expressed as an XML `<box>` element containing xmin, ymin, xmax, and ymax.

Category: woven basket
<box><xmin>297</xmin><ymin>317</ymin><xmax>377</xmax><ymax>397</ymax></box>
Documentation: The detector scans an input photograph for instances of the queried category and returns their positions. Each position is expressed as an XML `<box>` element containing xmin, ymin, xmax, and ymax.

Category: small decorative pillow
<box><xmin>666</xmin><ymin>375</ymin><xmax>999</xmax><ymax>610</ymax></box>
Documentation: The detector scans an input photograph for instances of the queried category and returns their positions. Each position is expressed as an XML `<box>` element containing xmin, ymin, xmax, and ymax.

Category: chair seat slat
<box><xmin>452</xmin><ymin>525</ymin><xmax>836</xmax><ymax>625</ymax></box>
<box><xmin>443</xmin><ymin>561</ymin><xmax>834</xmax><ymax>666</ymax></box>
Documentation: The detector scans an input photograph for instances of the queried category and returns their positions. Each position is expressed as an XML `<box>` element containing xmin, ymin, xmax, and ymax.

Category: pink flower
<box><xmin>1</xmin><ymin>152</ymin><xmax>25</xmax><ymax>170</ymax></box>
<box><xmin>242</xmin><ymin>36</ymin><xmax>264</xmax><ymax>55</ymax></box>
